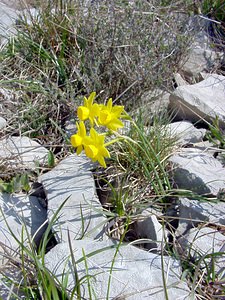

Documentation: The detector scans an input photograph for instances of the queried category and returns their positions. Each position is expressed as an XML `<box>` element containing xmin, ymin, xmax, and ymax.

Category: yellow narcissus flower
<box><xmin>84</xmin><ymin>128</ymin><xmax>110</xmax><ymax>168</ymax></box>
<box><xmin>70</xmin><ymin>121</ymin><xmax>87</xmax><ymax>155</ymax></box>
<box><xmin>98</xmin><ymin>98</ymin><xmax>124</xmax><ymax>131</ymax></box>
<box><xmin>77</xmin><ymin>92</ymin><xmax>100</xmax><ymax>126</ymax></box>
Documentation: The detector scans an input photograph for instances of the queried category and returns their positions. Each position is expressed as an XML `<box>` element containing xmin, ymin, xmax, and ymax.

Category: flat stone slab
<box><xmin>45</xmin><ymin>239</ymin><xmax>191</xmax><ymax>300</ymax></box>
<box><xmin>134</xmin><ymin>211</ymin><xmax>165</xmax><ymax>251</ymax></box>
<box><xmin>169</xmin><ymin>74</ymin><xmax>225</xmax><ymax>128</ymax></box>
<box><xmin>0</xmin><ymin>117</ymin><xmax>6</xmax><ymax>129</ymax></box>
<box><xmin>39</xmin><ymin>154</ymin><xmax>106</xmax><ymax>242</ymax></box>
<box><xmin>165</xmin><ymin>121</ymin><xmax>206</xmax><ymax>145</ymax></box>
<box><xmin>178</xmin><ymin>227</ymin><xmax>225</xmax><ymax>279</ymax></box>
<box><xmin>0</xmin><ymin>136</ymin><xmax>49</xmax><ymax>170</ymax></box>
<box><xmin>0</xmin><ymin>192</ymin><xmax>47</xmax><ymax>249</ymax></box>
<box><xmin>0</xmin><ymin>2</ymin><xmax>18</xmax><ymax>45</ymax></box>
<box><xmin>169</xmin><ymin>148</ymin><xmax>225</xmax><ymax>195</ymax></box>
<box><xmin>178</xmin><ymin>197</ymin><xmax>225</xmax><ymax>229</ymax></box>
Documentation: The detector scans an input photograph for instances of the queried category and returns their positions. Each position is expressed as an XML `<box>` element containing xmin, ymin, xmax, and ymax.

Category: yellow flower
<box><xmin>98</xmin><ymin>98</ymin><xmax>124</xmax><ymax>131</ymax></box>
<box><xmin>77</xmin><ymin>92</ymin><xmax>100</xmax><ymax>126</ymax></box>
<box><xmin>84</xmin><ymin>128</ymin><xmax>110</xmax><ymax>168</ymax></box>
<box><xmin>70</xmin><ymin>121</ymin><xmax>87</xmax><ymax>154</ymax></box>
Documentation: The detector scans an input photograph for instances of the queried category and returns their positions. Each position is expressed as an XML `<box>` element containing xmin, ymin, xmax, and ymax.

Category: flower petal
<box><xmin>87</xmin><ymin>92</ymin><xmax>96</xmax><ymax>108</ymax></box>
<box><xmin>85</xmin><ymin>144</ymin><xmax>99</xmax><ymax>159</ymax></box>
<box><xmin>71</xmin><ymin>134</ymin><xmax>82</xmax><ymax>147</ymax></box>
<box><xmin>106</xmin><ymin>98</ymin><xmax>113</xmax><ymax>110</ymax></box>
<box><xmin>112</xmin><ymin>105</ymin><xmax>124</xmax><ymax>116</ymax></box>
<box><xmin>78</xmin><ymin>106</ymin><xmax>89</xmax><ymax>121</ymax></box>
<box><xmin>79</xmin><ymin>121</ymin><xmax>86</xmax><ymax>137</ymax></box>
<box><xmin>97</xmin><ymin>155</ymin><xmax>107</xmax><ymax>168</ymax></box>
<box><xmin>76</xmin><ymin>145</ymin><xmax>83</xmax><ymax>155</ymax></box>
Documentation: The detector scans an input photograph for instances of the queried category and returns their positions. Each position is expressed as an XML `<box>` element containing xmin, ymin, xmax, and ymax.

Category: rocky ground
<box><xmin>0</xmin><ymin>1</ymin><xmax>225</xmax><ymax>299</ymax></box>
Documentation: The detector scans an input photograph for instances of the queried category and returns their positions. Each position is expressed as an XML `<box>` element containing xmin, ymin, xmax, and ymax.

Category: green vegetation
<box><xmin>199</xmin><ymin>0</ymin><xmax>225</xmax><ymax>23</ymax></box>
<box><xmin>0</xmin><ymin>0</ymin><xmax>192</xmax><ymax>141</ymax></box>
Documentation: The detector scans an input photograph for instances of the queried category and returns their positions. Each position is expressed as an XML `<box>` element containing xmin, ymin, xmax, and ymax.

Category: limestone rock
<box><xmin>177</xmin><ymin>198</ymin><xmax>225</xmax><ymax>235</ymax></box>
<box><xmin>40</xmin><ymin>154</ymin><xmax>106</xmax><ymax>242</ymax></box>
<box><xmin>174</xmin><ymin>73</ymin><xmax>189</xmax><ymax>87</ymax></box>
<box><xmin>0</xmin><ymin>192</ymin><xmax>48</xmax><ymax>249</ymax></box>
<box><xmin>0</xmin><ymin>117</ymin><xmax>6</xmax><ymax>130</ymax></box>
<box><xmin>45</xmin><ymin>239</ymin><xmax>192</xmax><ymax>300</ymax></box>
<box><xmin>0</xmin><ymin>2</ymin><xmax>18</xmax><ymax>45</ymax></box>
<box><xmin>177</xmin><ymin>227</ymin><xmax>225</xmax><ymax>279</ymax></box>
<box><xmin>180</xmin><ymin>18</ymin><xmax>224</xmax><ymax>82</ymax></box>
<box><xmin>134</xmin><ymin>211</ymin><xmax>165</xmax><ymax>251</ymax></box>
<box><xmin>165</xmin><ymin>121</ymin><xmax>206</xmax><ymax>145</ymax></box>
<box><xmin>169</xmin><ymin>148</ymin><xmax>225</xmax><ymax>195</ymax></box>
<box><xmin>0</xmin><ymin>136</ymin><xmax>49</xmax><ymax>170</ymax></box>
<box><xmin>181</xmin><ymin>47</ymin><xmax>222</xmax><ymax>82</ymax></box>
<box><xmin>169</xmin><ymin>74</ymin><xmax>225</xmax><ymax>129</ymax></box>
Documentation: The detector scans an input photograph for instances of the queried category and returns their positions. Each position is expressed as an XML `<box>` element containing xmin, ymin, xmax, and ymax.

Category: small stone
<box><xmin>39</xmin><ymin>154</ymin><xmax>106</xmax><ymax>242</ymax></box>
<box><xmin>177</xmin><ymin>227</ymin><xmax>225</xmax><ymax>278</ymax></box>
<box><xmin>0</xmin><ymin>117</ymin><xmax>6</xmax><ymax>129</ymax></box>
<box><xmin>169</xmin><ymin>148</ymin><xmax>225</xmax><ymax>195</ymax></box>
<box><xmin>177</xmin><ymin>197</ymin><xmax>225</xmax><ymax>234</ymax></box>
<box><xmin>0</xmin><ymin>2</ymin><xmax>18</xmax><ymax>45</ymax></box>
<box><xmin>165</xmin><ymin>121</ymin><xmax>206</xmax><ymax>145</ymax></box>
<box><xmin>174</xmin><ymin>73</ymin><xmax>189</xmax><ymax>86</ymax></box>
<box><xmin>134</xmin><ymin>210</ymin><xmax>165</xmax><ymax>251</ymax></box>
<box><xmin>0</xmin><ymin>192</ymin><xmax>48</xmax><ymax>249</ymax></box>
<box><xmin>169</xmin><ymin>74</ymin><xmax>225</xmax><ymax>129</ymax></box>
<box><xmin>0</xmin><ymin>136</ymin><xmax>49</xmax><ymax>170</ymax></box>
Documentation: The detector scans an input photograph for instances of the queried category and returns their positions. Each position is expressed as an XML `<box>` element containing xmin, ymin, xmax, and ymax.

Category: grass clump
<box><xmin>94</xmin><ymin>113</ymin><xmax>176</xmax><ymax>240</ymax></box>
<box><xmin>0</xmin><ymin>0</ymin><xmax>192</xmax><ymax>115</ymax></box>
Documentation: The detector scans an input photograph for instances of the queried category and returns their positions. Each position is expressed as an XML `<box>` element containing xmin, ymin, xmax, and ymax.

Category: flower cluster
<box><xmin>70</xmin><ymin>92</ymin><xmax>125</xmax><ymax>168</ymax></box>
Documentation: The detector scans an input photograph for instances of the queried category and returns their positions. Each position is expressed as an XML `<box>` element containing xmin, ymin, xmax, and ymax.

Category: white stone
<box><xmin>134</xmin><ymin>211</ymin><xmax>165</xmax><ymax>251</ymax></box>
<box><xmin>165</xmin><ymin>121</ymin><xmax>206</xmax><ymax>145</ymax></box>
<box><xmin>181</xmin><ymin>47</ymin><xmax>222</xmax><ymax>80</ymax></box>
<box><xmin>169</xmin><ymin>74</ymin><xmax>225</xmax><ymax>129</ymax></box>
<box><xmin>0</xmin><ymin>2</ymin><xmax>18</xmax><ymax>46</ymax></box>
<box><xmin>169</xmin><ymin>148</ymin><xmax>225</xmax><ymax>195</ymax></box>
<box><xmin>39</xmin><ymin>154</ymin><xmax>106</xmax><ymax>242</ymax></box>
<box><xmin>45</xmin><ymin>239</ymin><xmax>192</xmax><ymax>300</ymax></box>
<box><xmin>178</xmin><ymin>227</ymin><xmax>225</xmax><ymax>279</ymax></box>
<box><xmin>0</xmin><ymin>136</ymin><xmax>49</xmax><ymax>170</ymax></box>
<box><xmin>180</xmin><ymin>20</ymin><xmax>224</xmax><ymax>82</ymax></box>
<box><xmin>177</xmin><ymin>198</ymin><xmax>225</xmax><ymax>232</ymax></box>
<box><xmin>0</xmin><ymin>117</ymin><xmax>6</xmax><ymax>129</ymax></box>
<box><xmin>0</xmin><ymin>192</ymin><xmax>48</xmax><ymax>249</ymax></box>
<box><xmin>174</xmin><ymin>73</ymin><xmax>189</xmax><ymax>86</ymax></box>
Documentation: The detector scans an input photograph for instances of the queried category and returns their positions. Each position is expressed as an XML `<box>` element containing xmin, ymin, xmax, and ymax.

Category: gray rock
<box><xmin>174</xmin><ymin>73</ymin><xmax>189</xmax><ymax>87</ymax></box>
<box><xmin>180</xmin><ymin>19</ymin><xmax>224</xmax><ymax>82</ymax></box>
<box><xmin>0</xmin><ymin>192</ymin><xmax>48</xmax><ymax>249</ymax></box>
<box><xmin>169</xmin><ymin>74</ymin><xmax>225</xmax><ymax>129</ymax></box>
<box><xmin>191</xmin><ymin>140</ymin><xmax>216</xmax><ymax>152</ymax></box>
<box><xmin>0</xmin><ymin>117</ymin><xmax>6</xmax><ymax>129</ymax></box>
<box><xmin>177</xmin><ymin>227</ymin><xmax>225</xmax><ymax>279</ymax></box>
<box><xmin>0</xmin><ymin>136</ymin><xmax>49</xmax><ymax>170</ymax></box>
<box><xmin>0</xmin><ymin>1</ymin><xmax>24</xmax><ymax>9</ymax></box>
<box><xmin>45</xmin><ymin>239</ymin><xmax>192</xmax><ymax>300</ymax></box>
<box><xmin>165</xmin><ymin>121</ymin><xmax>206</xmax><ymax>145</ymax></box>
<box><xmin>169</xmin><ymin>148</ymin><xmax>225</xmax><ymax>195</ymax></box>
<box><xmin>177</xmin><ymin>198</ymin><xmax>225</xmax><ymax>235</ymax></box>
<box><xmin>0</xmin><ymin>2</ymin><xmax>18</xmax><ymax>45</ymax></box>
<box><xmin>39</xmin><ymin>154</ymin><xmax>106</xmax><ymax>242</ymax></box>
<box><xmin>181</xmin><ymin>47</ymin><xmax>222</xmax><ymax>82</ymax></box>
<box><xmin>134</xmin><ymin>211</ymin><xmax>165</xmax><ymax>252</ymax></box>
